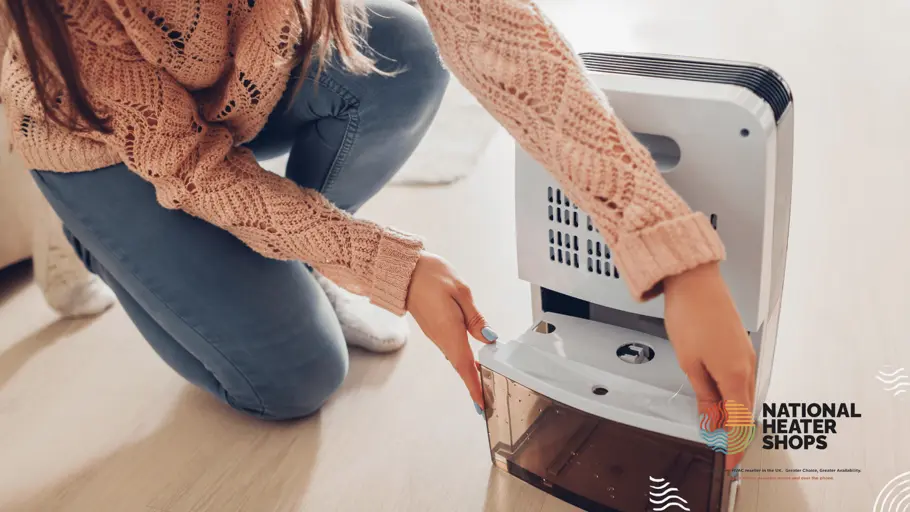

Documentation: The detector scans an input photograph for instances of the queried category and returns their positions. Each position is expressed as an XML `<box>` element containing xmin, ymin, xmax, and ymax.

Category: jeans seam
<box><xmin>31</xmin><ymin>170</ymin><xmax>268</xmax><ymax>416</ymax></box>
<box><xmin>313</xmin><ymin>72</ymin><xmax>361</xmax><ymax>196</ymax></box>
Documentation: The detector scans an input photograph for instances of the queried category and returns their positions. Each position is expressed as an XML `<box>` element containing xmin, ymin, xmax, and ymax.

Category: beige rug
<box><xmin>390</xmin><ymin>77</ymin><xmax>503</xmax><ymax>186</ymax></box>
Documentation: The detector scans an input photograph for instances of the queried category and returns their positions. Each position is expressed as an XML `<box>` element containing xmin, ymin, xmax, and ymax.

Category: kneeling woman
<box><xmin>0</xmin><ymin>0</ymin><xmax>755</xmax><ymax>464</ymax></box>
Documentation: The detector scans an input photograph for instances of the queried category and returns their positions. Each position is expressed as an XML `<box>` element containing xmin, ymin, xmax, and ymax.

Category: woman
<box><xmin>1</xmin><ymin>0</ymin><xmax>754</xmax><ymax>467</ymax></box>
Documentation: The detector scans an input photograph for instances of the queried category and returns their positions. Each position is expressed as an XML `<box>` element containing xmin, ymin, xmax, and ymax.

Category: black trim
<box><xmin>540</xmin><ymin>287</ymin><xmax>589</xmax><ymax>318</ymax></box>
<box><xmin>580</xmin><ymin>52</ymin><xmax>793</xmax><ymax>122</ymax></box>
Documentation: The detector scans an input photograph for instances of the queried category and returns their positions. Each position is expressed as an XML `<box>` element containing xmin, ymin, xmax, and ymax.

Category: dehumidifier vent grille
<box><xmin>547</xmin><ymin>186</ymin><xmax>717</xmax><ymax>280</ymax></box>
<box><xmin>548</xmin><ymin>187</ymin><xmax>620</xmax><ymax>280</ymax></box>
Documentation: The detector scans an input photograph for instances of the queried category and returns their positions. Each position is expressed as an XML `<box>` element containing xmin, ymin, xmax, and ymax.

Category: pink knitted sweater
<box><xmin>0</xmin><ymin>0</ymin><xmax>724</xmax><ymax>315</ymax></box>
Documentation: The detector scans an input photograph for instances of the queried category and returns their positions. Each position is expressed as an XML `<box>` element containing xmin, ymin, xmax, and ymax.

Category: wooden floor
<box><xmin>2</xmin><ymin>1</ymin><xmax>910</xmax><ymax>510</ymax></box>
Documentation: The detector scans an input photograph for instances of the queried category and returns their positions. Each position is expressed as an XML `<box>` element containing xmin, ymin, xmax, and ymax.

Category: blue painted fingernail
<box><xmin>481</xmin><ymin>327</ymin><xmax>498</xmax><ymax>342</ymax></box>
<box><xmin>475</xmin><ymin>402</ymin><xmax>484</xmax><ymax>415</ymax></box>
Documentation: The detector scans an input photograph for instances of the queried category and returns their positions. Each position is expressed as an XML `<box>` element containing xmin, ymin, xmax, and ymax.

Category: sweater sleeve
<box><xmin>419</xmin><ymin>0</ymin><xmax>725</xmax><ymax>300</ymax></box>
<box><xmin>80</xmin><ymin>48</ymin><xmax>422</xmax><ymax>315</ymax></box>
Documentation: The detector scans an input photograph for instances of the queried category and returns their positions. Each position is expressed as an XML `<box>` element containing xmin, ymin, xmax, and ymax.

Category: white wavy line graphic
<box><xmin>878</xmin><ymin>368</ymin><xmax>906</xmax><ymax>377</ymax></box>
<box><xmin>877</xmin><ymin>367</ymin><xmax>910</xmax><ymax>399</ymax></box>
<box><xmin>653</xmin><ymin>502</ymin><xmax>691</xmax><ymax>512</ymax></box>
<box><xmin>650</xmin><ymin>487</ymin><xmax>681</xmax><ymax>498</ymax></box>
<box><xmin>649</xmin><ymin>476</ymin><xmax>690</xmax><ymax>512</ymax></box>
<box><xmin>650</xmin><ymin>495</ymin><xmax>688</xmax><ymax>505</ymax></box>
<box><xmin>653</xmin><ymin>504</ymin><xmax>690</xmax><ymax>512</ymax></box>
<box><xmin>872</xmin><ymin>471</ymin><xmax>910</xmax><ymax>511</ymax></box>
<box><xmin>877</xmin><ymin>375</ymin><xmax>909</xmax><ymax>385</ymax></box>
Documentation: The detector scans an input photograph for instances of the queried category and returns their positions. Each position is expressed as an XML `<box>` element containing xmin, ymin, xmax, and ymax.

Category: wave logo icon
<box><xmin>648</xmin><ymin>477</ymin><xmax>690</xmax><ymax>511</ymax></box>
<box><xmin>873</xmin><ymin>470</ymin><xmax>910</xmax><ymax>511</ymax></box>
<box><xmin>699</xmin><ymin>400</ymin><xmax>756</xmax><ymax>455</ymax></box>
<box><xmin>876</xmin><ymin>367</ymin><xmax>910</xmax><ymax>398</ymax></box>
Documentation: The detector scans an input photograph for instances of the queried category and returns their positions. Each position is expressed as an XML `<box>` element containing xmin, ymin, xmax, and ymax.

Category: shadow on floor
<box><xmin>4</xmin><ymin>338</ymin><xmax>401</xmax><ymax>512</ymax></box>
<box><xmin>343</xmin><ymin>345</ymin><xmax>404</xmax><ymax>391</ymax></box>
<box><xmin>5</xmin><ymin>386</ymin><xmax>323</xmax><ymax>512</ymax></box>
<box><xmin>0</xmin><ymin>259</ymin><xmax>33</xmax><ymax>310</ymax></box>
<box><xmin>0</xmin><ymin>317</ymin><xmax>94</xmax><ymax>392</ymax></box>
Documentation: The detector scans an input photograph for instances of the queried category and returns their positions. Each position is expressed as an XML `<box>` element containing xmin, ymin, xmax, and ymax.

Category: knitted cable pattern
<box><xmin>0</xmin><ymin>0</ymin><xmax>724</xmax><ymax>313</ymax></box>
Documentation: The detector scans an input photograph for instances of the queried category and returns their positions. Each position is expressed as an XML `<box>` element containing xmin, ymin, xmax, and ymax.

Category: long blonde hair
<box><xmin>1</xmin><ymin>0</ymin><xmax>375</xmax><ymax>134</ymax></box>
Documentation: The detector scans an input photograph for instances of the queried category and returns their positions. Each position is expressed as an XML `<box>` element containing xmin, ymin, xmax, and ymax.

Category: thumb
<box><xmin>452</xmin><ymin>282</ymin><xmax>497</xmax><ymax>344</ymax></box>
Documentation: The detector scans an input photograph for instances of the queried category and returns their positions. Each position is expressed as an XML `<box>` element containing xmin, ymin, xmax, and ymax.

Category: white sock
<box><xmin>32</xmin><ymin>202</ymin><xmax>116</xmax><ymax>318</ymax></box>
<box><xmin>313</xmin><ymin>273</ymin><xmax>409</xmax><ymax>353</ymax></box>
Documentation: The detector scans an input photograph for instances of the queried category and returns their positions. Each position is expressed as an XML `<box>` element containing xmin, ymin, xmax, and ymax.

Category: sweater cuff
<box><xmin>369</xmin><ymin>228</ymin><xmax>424</xmax><ymax>316</ymax></box>
<box><xmin>612</xmin><ymin>212</ymin><xmax>726</xmax><ymax>302</ymax></box>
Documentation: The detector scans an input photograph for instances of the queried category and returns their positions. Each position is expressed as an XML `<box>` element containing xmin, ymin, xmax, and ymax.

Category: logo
<box><xmin>699</xmin><ymin>400</ymin><xmax>756</xmax><ymax>455</ymax></box>
<box><xmin>648</xmin><ymin>477</ymin><xmax>690</xmax><ymax>511</ymax></box>
<box><xmin>873</xmin><ymin>470</ymin><xmax>910</xmax><ymax>512</ymax></box>
<box><xmin>876</xmin><ymin>366</ymin><xmax>909</xmax><ymax>398</ymax></box>
<box><xmin>761</xmin><ymin>402</ymin><xmax>860</xmax><ymax>450</ymax></box>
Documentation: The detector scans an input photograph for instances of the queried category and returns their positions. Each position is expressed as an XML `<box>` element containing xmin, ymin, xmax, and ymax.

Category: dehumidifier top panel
<box><xmin>478</xmin><ymin>312</ymin><xmax>701</xmax><ymax>443</ymax></box>
<box><xmin>579</xmin><ymin>52</ymin><xmax>793</xmax><ymax>121</ymax></box>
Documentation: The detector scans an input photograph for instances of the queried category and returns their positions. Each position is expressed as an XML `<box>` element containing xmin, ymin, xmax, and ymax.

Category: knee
<box><xmin>227</xmin><ymin>338</ymin><xmax>349</xmax><ymax>422</ymax></box>
<box><xmin>365</xmin><ymin>1</ymin><xmax>450</xmax><ymax>98</ymax></box>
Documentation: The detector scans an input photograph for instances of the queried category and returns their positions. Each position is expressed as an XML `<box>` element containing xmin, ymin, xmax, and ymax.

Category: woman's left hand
<box><xmin>406</xmin><ymin>251</ymin><xmax>497</xmax><ymax>408</ymax></box>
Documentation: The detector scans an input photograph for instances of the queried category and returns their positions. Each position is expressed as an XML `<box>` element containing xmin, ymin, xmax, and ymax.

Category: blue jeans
<box><xmin>31</xmin><ymin>0</ymin><xmax>449</xmax><ymax>421</ymax></box>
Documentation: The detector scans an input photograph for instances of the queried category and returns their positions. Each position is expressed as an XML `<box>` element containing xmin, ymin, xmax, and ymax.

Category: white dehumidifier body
<box><xmin>478</xmin><ymin>52</ymin><xmax>794</xmax><ymax>512</ymax></box>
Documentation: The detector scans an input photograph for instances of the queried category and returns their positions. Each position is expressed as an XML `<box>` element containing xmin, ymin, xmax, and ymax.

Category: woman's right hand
<box><xmin>663</xmin><ymin>262</ymin><xmax>757</xmax><ymax>470</ymax></box>
<box><xmin>406</xmin><ymin>251</ymin><xmax>497</xmax><ymax>408</ymax></box>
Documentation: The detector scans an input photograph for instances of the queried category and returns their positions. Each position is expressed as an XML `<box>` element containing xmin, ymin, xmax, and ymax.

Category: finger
<box><xmin>685</xmin><ymin>364</ymin><xmax>745</xmax><ymax>471</ymax></box>
<box><xmin>437</xmin><ymin>328</ymin><xmax>484</xmax><ymax>407</ymax></box>
<box><xmin>714</xmin><ymin>366</ymin><xmax>757</xmax><ymax>472</ymax></box>
<box><xmin>456</xmin><ymin>356</ymin><xmax>485</xmax><ymax>408</ymax></box>
<box><xmin>448</xmin><ymin>331</ymin><xmax>484</xmax><ymax>406</ymax></box>
<box><xmin>715</xmin><ymin>365</ymin><xmax>755</xmax><ymax>420</ymax></box>
<box><xmin>452</xmin><ymin>281</ymin><xmax>497</xmax><ymax>344</ymax></box>
<box><xmin>684</xmin><ymin>362</ymin><xmax>723</xmax><ymax>422</ymax></box>
<box><xmin>748</xmin><ymin>353</ymin><xmax>757</xmax><ymax>412</ymax></box>
<box><xmin>726</xmin><ymin>451</ymin><xmax>745</xmax><ymax>472</ymax></box>
<box><xmin>439</xmin><ymin>297</ymin><xmax>485</xmax><ymax>407</ymax></box>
